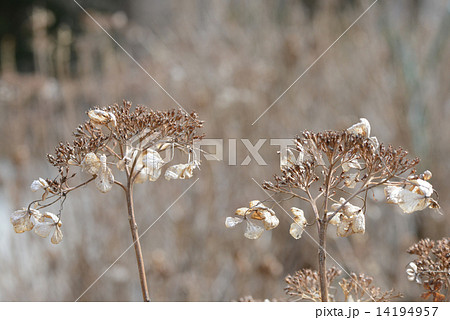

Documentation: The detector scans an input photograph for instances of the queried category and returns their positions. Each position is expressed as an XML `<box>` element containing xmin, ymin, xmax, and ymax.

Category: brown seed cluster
<box><xmin>284</xmin><ymin>268</ymin><xmax>401</xmax><ymax>302</ymax></box>
<box><xmin>406</xmin><ymin>237</ymin><xmax>449</xmax><ymax>302</ymax></box>
<box><xmin>339</xmin><ymin>273</ymin><xmax>403</xmax><ymax>302</ymax></box>
<box><xmin>284</xmin><ymin>267</ymin><xmax>341</xmax><ymax>301</ymax></box>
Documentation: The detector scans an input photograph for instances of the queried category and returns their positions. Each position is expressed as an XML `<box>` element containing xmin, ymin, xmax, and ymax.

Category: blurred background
<box><xmin>0</xmin><ymin>0</ymin><xmax>449</xmax><ymax>301</ymax></box>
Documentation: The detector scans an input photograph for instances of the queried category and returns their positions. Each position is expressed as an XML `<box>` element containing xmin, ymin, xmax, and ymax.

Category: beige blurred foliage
<box><xmin>0</xmin><ymin>0</ymin><xmax>449</xmax><ymax>301</ymax></box>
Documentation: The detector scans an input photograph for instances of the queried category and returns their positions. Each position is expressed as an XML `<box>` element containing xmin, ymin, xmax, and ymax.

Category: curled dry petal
<box><xmin>235</xmin><ymin>207</ymin><xmax>250</xmax><ymax>217</ymax></box>
<box><xmin>88</xmin><ymin>109</ymin><xmax>117</xmax><ymax>127</ymax></box>
<box><xmin>289</xmin><ymin>207</ymin><xmax>307</xmax><ymax>239</ymax></box>
<box><xmin>164</xmin><ymin>161</ymin><xmax>199</xmax><ymax>180</ymax></box>
<box><xmin>262</xmin><ymin>212</ymin><xmax>279</xmax><ymax>230</ymax></box>
<box><xmin>406</xmin><ymin>262</ymin><xmax>418</xmax><ymax>282</ymax></box>
<box><xmin>30</xmin><ymin>178</ymin><xmax>48</xmax><ymax>192</ymax></box>
<box><xmin>422</xmin><ymin>170</ymin><xmax>432</xmax><ymax>181</ymax></box>
<box><xmin>347</xmin><ymin>118</ymin><xmax>371</xmax><ymax>137</ymax></box>
<box><xmin>328</xmin><ymin>212</ymin><xmax>342</xmax><ymax>226</ymax></box>
<box><xmin>384</xmin><ymin>179</ymin><xmax>437</xmax><ymax>214</ymax></box>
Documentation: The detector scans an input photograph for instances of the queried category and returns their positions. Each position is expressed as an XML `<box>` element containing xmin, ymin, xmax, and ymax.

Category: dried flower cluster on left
<box><xmin>10</xmin><ymin>101</ymin><xmax>204</xmax><ymax>245</ymax></box>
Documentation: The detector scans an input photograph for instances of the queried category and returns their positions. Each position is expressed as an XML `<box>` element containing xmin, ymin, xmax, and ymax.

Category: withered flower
<box><xmin>227</xmin><ymin>118</ymin><xmax>439</xmax><ymax>302</ymax></box>
<box><xmin>10</xmin><ymin>101</ymin><xmax>204</xmax><ymax>301</ymax></box>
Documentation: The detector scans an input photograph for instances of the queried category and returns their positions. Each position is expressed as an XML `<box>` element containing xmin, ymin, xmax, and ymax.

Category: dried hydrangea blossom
<box><xmin>164</xmin><ymin>160</ymin><xmax>200</xmax><ymax>180</ymax></box>
<box><xmin>34</xmin><ymin>212</ymin><xmax>63</xmax><ymax>244</ymax></box>
<box><xmin>384</xmin><ymin>174</ymin><xmax>439</xmax><ymax>214</ymax></box>
<box><xmin>289</xmin><ymin>207</ymin><xmax>307</xmax><ymax>239</ymax></box>
<box><xmin>10</xmin><ymin>101</ymin><xmax>204</xmax><ymax>302</ymax></box>
<box><xmin>227</xmin><ymin>118</ymin><xmax>439</xmax><ymax>302</ymax></box>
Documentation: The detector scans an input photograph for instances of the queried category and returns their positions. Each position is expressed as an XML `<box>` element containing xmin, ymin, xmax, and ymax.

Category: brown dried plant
<box><xmin>226</xmin><ymin>118</ymin><xmax>440</xmax><ymax>301</ymax></box>
<box><xmin>10</xmin><ymin>100</ymin><xmax>204</xmax><ymax>301</ymax></box>
<box><xmin>285</xmin><ymin>267</ymin><xmax>341</xmax><ymax>301</ymax></box>
<box><xmin>284</xmin><ymin>268</ymin><xmax>401</xmax><ymax>302</ymax></box>
<box><xmin>339</xmin><ymin>273</ymin><xmax>402</xmax><ymax>302</ymax></box>
<box><xmin>406</xmin><ymin>237</ymin><xmax>449</xmax><ymax>302</ymax></box>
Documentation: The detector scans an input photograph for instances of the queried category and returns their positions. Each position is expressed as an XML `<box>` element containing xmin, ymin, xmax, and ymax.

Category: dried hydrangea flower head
<box><xmin>406</xmin><ymin>238</ymin><xmax>449</xmax><ymax>301</ymax></box>
<box><xmin>284</xmin><ymin>268</ymin><xmax>401</xmax><ymax>302</ymax></box>
<box><xmin>226</xmin><ymin>118</ymin><xmax>440</xmax><ymax>302</ymax></box>
<box><xmin>10</xmin><ymin>101</ymin><xmax>204</xmax><ymax>301</ymax></box>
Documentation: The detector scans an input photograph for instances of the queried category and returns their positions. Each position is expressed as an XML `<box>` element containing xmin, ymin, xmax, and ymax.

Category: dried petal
<box><xmin>88</xmin><ymin>109</ymin><xmax>116</xmax><ymax>127</ymax></box>
<box><xmin>95</xmin><ymin>155</ymin><xmax>114</xmax><ymax>193</ymax></box>
<box><xmin>328</xmin><ymin>212</ymin><xmax>342</xmax><ymax>226</ymax></box>
<box><xmin>336</xmin><ymin>218</ymin><xmax>352</xmax><ymax>237</ymax></box>
<box><xmin>30</xmin><ymin>178</ymin><xmax>48</xmax><ymax>192</ymax></box>
<box><xmin>235</xmin><ymin>207</ymin><xmax>250</xmax><ymax>217</ymax></box>
<box><xmin>82</xmin><ymin>153</ymin><xmax>101</xmax><ymax>175</ymax></box>
<box><xmin>164</xmin><ymin>161</ymin><xmax>199</xmax><ymax>180</ymax></box>
<box><xmin>341</xmin><ymin>157</ymin><xmax>361</xmax><ymax>172</ymax></box>
<box><xmin>344</xmin><ymin>172</ymin><xmax>359</xmax><ymax>188</ymax></box>
<box><xmin>134</xmin><ymin>166</ymin><xmax>149</xmax><ymax>184</ymax></box>
<box><xmin>384</xmin><ymin>186</ymin><xmax>402</xmax><ymax>204</ymax></box>
<box><xmin>422</xmin><ymin>170</ymin><xmax>432</xmax><ymax>181</ymax></box>
<box><xmin>244</xmin><ymin>222</ymin><xmax>264</xmax><ymax>240</ymax></box>
<box><xmin>34</xmin><ymin>221</ymin><xmax>54</xmax><ymax>238</ymax></box>
<box><xmin>385</xmin><ymin>181</ymin><xmax>436</xmax><ymax>214</ymax></box>
<box><xmin>10</xmin><ymin>209</ymin><xmax>36</xmax><ymax>233</ymax></box>
<box><xmin>406</xmin><ymin>262</ymin><xmax>418</xmax><ymax>282</ymax></box>
<box><xmin>225</xmin><ymin>216</ymin><xmax>243</xmax><ymax>228</ymax></box>
<box><xmin>263</xmin><ymin>213</ymin><xmax>279</xmax><ymax>230</ymax></box>
<box><xmin>351</xmin><ymin>213</ymin><xmax>365</xmax><ymax>234</ymax></box>
<box><xmin>290</xmin><ymin>222</ymin><xmax>305</xmax><ymax>239</ymax></box>
<box><xmin>347</xmin><ymin>118</ymin><xmax>371</xmax><ymax>137</ymax></box>
<box><xmin>51</xmin><ymin>226</ymin><xmax>63</xmax><ymax>244</ymax></box>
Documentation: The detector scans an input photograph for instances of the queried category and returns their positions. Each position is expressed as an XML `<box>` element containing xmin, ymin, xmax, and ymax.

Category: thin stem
<box><xmin>318</xmin><ymin>220</ymin><xmax>328</xmax><ymax>302</ymax></box>
<box><xmin>125</xmin><ymin>181</ymin><xmax>151</xmax><ymax>302</ymax></box>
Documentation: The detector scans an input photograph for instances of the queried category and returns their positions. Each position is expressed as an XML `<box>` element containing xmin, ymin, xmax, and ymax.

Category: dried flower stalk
<box><xmin>10</xmin><ymin>100</ymin><xmax>204</xmax><ymax>301</ymax></box>
<box><xmin>226</xmin><ymin>118</ymin><xmax>439</xmax><ymax>301</ymax></box>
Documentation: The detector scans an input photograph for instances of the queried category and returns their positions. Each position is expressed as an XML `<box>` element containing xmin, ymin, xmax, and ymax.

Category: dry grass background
<box><xmin>0</xmin><ymin>0</ymin><xmax>449</xmax><ymax>301</ymax></box>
